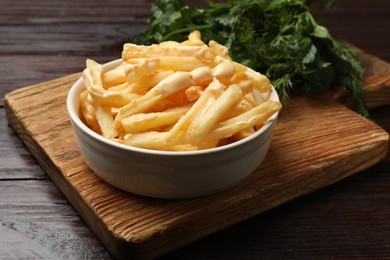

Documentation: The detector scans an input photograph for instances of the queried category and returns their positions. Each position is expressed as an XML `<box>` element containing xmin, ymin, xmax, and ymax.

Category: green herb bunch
<box><xmin>133</xmin><ymin>0</ymin><xmax>367</xmax><ymax>116</ymax></box>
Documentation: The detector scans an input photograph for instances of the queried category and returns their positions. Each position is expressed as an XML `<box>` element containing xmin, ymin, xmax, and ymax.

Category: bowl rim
<box><xmin>66</xmin><ymin>59</ymin><xmax>280</xmax><ymax>157</ymax></box>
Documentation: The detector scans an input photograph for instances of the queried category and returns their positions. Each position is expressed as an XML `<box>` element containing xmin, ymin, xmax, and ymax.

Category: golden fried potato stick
<box><xmin>181</xmin><ymin>31</ymin><xmax>206</xmax><ymax>46</ymax></box>
<box><xmin>208</xmin><ymin>40</ymin><xmax>231</xmax><ymax>60</ymax></box>
<box><xmin>107</xmin><ymin>82</ymin><xmax>130</xmax><ymax>92</ymax></box>
<box><xmin>211</xmin><ymin>62</ymin><xmax>235</xmax><ymax>84</ymax></box>
<box><xmin>158</xmin><ymin>40</ymin><xmax>183</xmax><ymax>48</ymax></box>
<box><xmin>195</xmin><ymin>139</ymin><xmax>220</xmax><ymax>150</ymax></box>
<box><xmin>87</xmin><ymin>95</ymin><xmax>117</xmax><ymax>139</ymax></box>
<box><xmin>123</xmin><ymin>131</ymin><xmax>219</xmax><ymax>151</ymax></box>
<box><xmin>121</xmin><ymin>104</ymin><xmax>191</xmax><ymax>133</ymax></box>
<box><xmin>83</xmin><ymin>59</ymin><xmax>104</xmax><ymax>91</ymax></box>
<box><xmin>157</xmin><ymin>56</ymin><xmax>208</xmax><ymax>71</ymax></box>
<box><xmin>122</xmin><ymin>42</ymin><xmax>214</xmax><ymax>62</ymax></box>
<box><xmin>115</xmin><ymin>126</ymin><xmax>128</xmax><ymax>141</ymax></box>
<box><xmin>102</xmin><ymin>69</ymin><xmax>127</xmax><ymax>89</ymax></box>
<box><xmin>126</xmin><ymin>56</ymin><xmax>208</xmax><ymax>72</ymax></box>
<box><xmin>185</xmin><ymin>84</ymin><xmax>243</xmax><ymax>143</ymax></box>
<box><xmin>124</xmin><ymin>131</ymin><xmax>168</xmax><ymax>150</ymax></box>
<box><xmin>209</xmin><ymin>101</ymin><xmax>282</xmax><ymax>140</ymax></box>
<box><xmin>234</xmin><ymin>126</ymin><xmax>256</xmax><ymax>140</ymax></box>
<box><xmin>79</xmin><ymin>90</ymin><xmax>101</xmax><ymax>134</ymax></box>
<box><xmin>188</xmin><ymin>30</ymin><xmax>202</xmax><ymax>42</ymax></box>
<box><xmin>124</xmin><ymin>132</ymin><xmax>199</xmax><ymax>151</ymax></box>
<box><xmin>190</xmin><ymin>66</ymin><xmax>213</xmax><ymax>83</ymax></box>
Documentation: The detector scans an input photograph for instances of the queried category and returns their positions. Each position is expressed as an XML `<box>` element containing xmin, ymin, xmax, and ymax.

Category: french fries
<box><xmin>79</xmin><ymin>31</ymin><xmax>281</xmax><ymax>151</ymax></box>
<box><xmin>121</xmin><ymin>104</ymin><xmax>191</xmax><ymax>133</ymax></box>
<box><xmin>185</xmin><ymin>84</ymin><xmax>243</xmax><ymax>142</ymax></box>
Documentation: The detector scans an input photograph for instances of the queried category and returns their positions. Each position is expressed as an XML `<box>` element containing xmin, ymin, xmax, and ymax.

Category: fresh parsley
<box><xmin>133</xmin><ymin>0</ymin><xmax>367</xmax><ymax>116</ymax></box>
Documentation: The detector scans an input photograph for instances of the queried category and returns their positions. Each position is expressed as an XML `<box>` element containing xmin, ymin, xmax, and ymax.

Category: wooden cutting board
<box><xmin>4</xmin><ymin>49</ymin><xmax>390</xmax><ymax>260</ymax></box>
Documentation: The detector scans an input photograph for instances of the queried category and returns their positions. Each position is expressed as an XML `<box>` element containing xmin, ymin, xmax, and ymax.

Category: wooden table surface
<box><xmin>1</xmin><ymin>0</ymin><xmax>389</xmax><ymax>259</ymax></box>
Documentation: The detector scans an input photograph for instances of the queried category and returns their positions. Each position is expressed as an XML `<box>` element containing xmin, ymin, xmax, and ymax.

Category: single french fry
<box><xmin>123</xmin><ymin>131</ymin><xmax>168</xmax><ymax>149</ymax></box>
<box><xmin>128</xmin><ymin>57</ymin><xmax>210</xmax><ymax>72</ymax></box>
<box><xmin>186</xmin><ymin>84</ymin><xmax>243</xmax><ymax>142</ymax></box>
<box><xmin>129</xmin><ymin>70</ymin><xmax>175</xmax><ymax>93</ymax></box>
<box><xmin>163</xmin><ymin>144</ymin><xmax>199</xmax><ymax>151</ymax></box>
<box><xmin>234</xmin><ymin>127</ymin><xmax>256</xmax><ymax>140</ymax></box>
<box><xmin>123</xmin><ymin>132</ymin><xmax>215</xmax><ymax>151</ymax></box>
<box><xmin>122</xmin><ymin>42</ymin><xmax>214</xmax><ymax>61</ymax></box>
<box><xmin>84</xmin><ymin>88</ymin><xmax>117</xmax><ymax>138</ymax></box>
<box><xmin>195</xmin><ymin>139</ymin><xmax>220</xmax><ymax>150</ymax></box>
<box><xmin>158</xmin><ymin>56</ymin><xmax>207</xmax><ymax>71</ymax></box>
<box><xmin>211</xmin><ymin>61</ymin><xmax>235</xmax><ymax>84</ymax></box>
<box><xmin>116</xmin><ymin>127</ymin><xmax>128</xmax><ymax>140</ymax></box>
<box><xmin>114</xmin><ymin>71</ymin><xmax>192</xmax><ymax>128</ymax></box>
<box><xmin>208</xmin><ymin>40</ymin><xmax>231</xmax><ymax>60</ymax></box>
<box><xmin>79</xmin><ymin>90</ymin><xmax>88</xmax><ymax>111</ymax></box>
<box><xmin>102</xmin><ymin>69</ymin><xmax>127</xmax><ymax>89</ymax></box>
<box><xmin>158</xmin><ymin>41</ymin><xmax>183</xmax><ymax>48</ymax></box>
<box><xmin>87</xmin><ymin>59</ymin><xmax>104</xmax><ymax>87</ymax></box>
<box><xmin>190</xmin><ymin>66</ymin><xmax>213</xmax><ymax>84</ymax></box>
<box><xmin>188</xmin><ymin>31</ymin><xmax>202</xmax><ymax>42</ymax></box>
<box><xmin>110</xmin><ymin>138</ymin><xmax>124</xmax><ymax>145</ymax></box>
<box><xmin>182</xmin><ymin>31</ymin><xmax>206</xmax><ymax>46</ymax></box>
<box><xmin>83</xmin><ymin>59</ymin><xmax>104</xmax><ymax>93</ymax></box>
<box><xmin>79</xmin><ymin>91</ymin><xmax>101</xmax><ymax>134</ymax></box>
<box><xmin>92</xmin><ymin>101</ymin><xmax>118</xmax><ymax>139</ymax></box>
<box><xmin>121</xmin><ymin>104</ymin><xmax>191</xmax><ymax>133</ymax></box>
<box><xmin>209</xmin><ymin>101</ymin><xmax>282</xmax><ymax>140</ymax></box>
<box><xmin>108</xmin><ymin>82</ymin><xmax>130</xmax><ymax>92</ymax></box>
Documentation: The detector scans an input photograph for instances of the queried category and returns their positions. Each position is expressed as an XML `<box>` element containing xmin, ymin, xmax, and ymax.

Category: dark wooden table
<box><xmin>1</xmin><ymin>0</ymin><xmax>389</xmax><ymax>259</ymax></box>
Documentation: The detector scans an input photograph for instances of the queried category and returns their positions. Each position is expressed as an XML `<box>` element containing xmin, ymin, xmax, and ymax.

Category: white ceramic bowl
<box><xmin>67</xmin><ymin>59</ymin><xmax>280</xmax><ymax>199</ymax></box>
